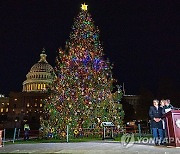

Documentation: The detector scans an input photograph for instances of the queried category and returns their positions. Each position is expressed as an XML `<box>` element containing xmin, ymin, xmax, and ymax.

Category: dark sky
<box><xmin>0</xmin><ymin>0</ymin><xmax>179</xmax><ymax>96</ymax></box>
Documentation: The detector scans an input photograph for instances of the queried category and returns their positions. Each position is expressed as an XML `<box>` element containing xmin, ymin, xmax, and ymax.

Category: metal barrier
<box><xmin>123</xmin><ymin>126</ymin><xmax>150</xmax><ymax>135</ymax></box>
<box><xmin>0</xmin><ymin>130</ymin><xmax>3</xmax><ymax>147</ymax></box>
<box><xmin>1</xmin><ymin>128</ymin><xmax>40</xmax><ymax>144</ymax></box>
<box><xmin>1</xmin><ymin>125</ymin><xmax>150</xmax><ymax>144</ymax></box>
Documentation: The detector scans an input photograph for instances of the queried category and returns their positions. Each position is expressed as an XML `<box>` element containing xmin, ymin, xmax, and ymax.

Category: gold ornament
<box><xmin>50</xmin><ymin>128</ymin><xmax>55</xmax><ymax>133</ymax></box>
<box><xmin>61</xmin><ymin>132</ymin><xmax>66</xmax><ymax>137</ymax></box>
<box><xmin>74</xmin><ymin>129</ymin><xmax>79</xmax><ymax>135</ymax></box>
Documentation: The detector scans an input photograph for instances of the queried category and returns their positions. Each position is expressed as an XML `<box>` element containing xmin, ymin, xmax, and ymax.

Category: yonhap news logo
<box><xmin>121</xmin><ymin>133</ymin><xmax>180</xmax><ymax>148</ymax></box>
<box><xmin>121</xmin><ymin>133</ymin><xmax>135</xmax><ymax>148</ymax></box>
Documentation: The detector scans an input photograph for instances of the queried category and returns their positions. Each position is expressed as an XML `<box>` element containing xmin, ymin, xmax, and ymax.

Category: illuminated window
<box><xmin>26</xmin><ymin>111</ymin><xmax>29</xmax><ymax>113</ymax></box>
<box><xmin>38</xmin><ymin>84</ymin><xmax>41</xmax><ymax>90</ymax></box>
<box><xmin>14</xmin><ymin>98</ymin><xmax>17</xmax><ymax>101</ymax></box>
<box><xmin>27</xmin><ymin>103</ymin><xmax>30</xmax><ymax>107</ymax></box>
<box><xmin>7</xmin><ymin>103</ymin><xmax>9</xmax><ymax>105</ymax></box>
<box><xmin>2</xmin><ymin>103</ymin><xmax>4</xmax><ymax>105</ymax></box>
<box><xmin>13</xmin><ymin>109</ymin><xmax>15</xmax><ymax>112</ymax></box>
<box><xmin>1</xmin><ymin>108</ymin><xmax>3</xmax><ymax>112</ymax></box>
<box><xmin>35</xmin><ymin>103</ymin><xmax>37</xmax><ymax>107</ymax></box>
<box><xmin>0</xmin><ymin>94</ymin><xmax>4</xmax><ymax>97</ymax></box>
<box><xmin>40</xmin><ymin>104</ymin><xmax>43</xmax><ymax>107</ymax></box>
<box><xmin>6</xmin><ymin>108</ymin><xmax>8</xmax><ymax>112</ymax></box>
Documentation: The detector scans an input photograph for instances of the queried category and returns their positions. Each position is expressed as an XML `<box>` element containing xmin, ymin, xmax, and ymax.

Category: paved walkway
<box><xmin>0</xmin><ymin>142</ymin><xmax>179</xmax><ymax>153</ymax></box>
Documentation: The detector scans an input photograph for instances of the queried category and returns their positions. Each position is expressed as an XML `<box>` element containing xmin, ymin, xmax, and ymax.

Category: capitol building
<box><xmin>5</xmin><ymin>49</ymin><xmax>55</xmax><ymax>129</ymax></box>
<box><xmin>22</xmin><ymin>49</ymin><xmax>54</xmax><ymax>92</ymax></box>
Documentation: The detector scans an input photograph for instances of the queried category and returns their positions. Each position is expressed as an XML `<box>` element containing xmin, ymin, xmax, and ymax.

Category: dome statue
<box><xmin>22</xmin><ymin>49</ymin><xmax>54</xmax><ymax>92</ymax></box>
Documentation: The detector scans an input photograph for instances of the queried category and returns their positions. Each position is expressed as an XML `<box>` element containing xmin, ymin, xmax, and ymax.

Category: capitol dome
<box><xmin>22</xmin><ymin>49</ymin><xmax>54</xmax><ymax>92</ymax></box>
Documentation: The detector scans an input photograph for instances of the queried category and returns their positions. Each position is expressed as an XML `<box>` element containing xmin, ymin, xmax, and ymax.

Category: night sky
<box><xmin>1</xmin><ymin>0</ymin><xmax>179</xmax><ymax>96</ymax></box>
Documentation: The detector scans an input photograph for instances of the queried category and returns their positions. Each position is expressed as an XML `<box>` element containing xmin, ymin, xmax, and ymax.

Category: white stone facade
<box><xmin>22</xmin><ymin>49</ymin><xmax>54</xmax><ymax>92</ymax></box>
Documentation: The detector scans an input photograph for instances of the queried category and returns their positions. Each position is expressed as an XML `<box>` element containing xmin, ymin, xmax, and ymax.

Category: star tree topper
<box><xmin>81</xmin><ymin>3</ymin><xmax>88</xmax><ymax>11</ymax></box>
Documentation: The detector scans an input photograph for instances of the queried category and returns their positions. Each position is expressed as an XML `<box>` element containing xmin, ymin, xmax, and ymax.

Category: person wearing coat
<box><xmin>149</xmin><ymin>100</ymin><xmax>163</xmax><ymax>145</ymax></box>
<box><xmin>24</xmin><ymin>124</ymin><xmax>30</xmax><ymax>141</ymax></box>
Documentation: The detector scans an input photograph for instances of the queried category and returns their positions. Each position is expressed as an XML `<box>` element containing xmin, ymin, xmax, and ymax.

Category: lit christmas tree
<box><xmin>41</xmin><ymin>3</ymin><xmax>124</xmax><ymax>138</ymax></box>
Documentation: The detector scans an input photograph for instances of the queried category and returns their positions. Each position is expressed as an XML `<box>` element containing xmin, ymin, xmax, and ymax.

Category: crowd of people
<box><xmin>149</xmin><ymin>99</ymin><xmax>174</xmax><ymax>146</ymax></box>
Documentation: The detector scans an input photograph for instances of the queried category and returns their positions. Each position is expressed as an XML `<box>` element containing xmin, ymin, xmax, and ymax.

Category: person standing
<box><xmin>24</xmin><ymin>124</ymin><xmax>30</xmax><ymax>141</ymax></box>
<box><xmin>149</xmin><ymin>100</ymin><xmax>163</xmax><ymax>146</ymax></box>
<box><xmin>160</xmin><ymin>100</ymin><xmax>165</xmax><ymax>108</ymax></box>
<box><xmin>160</xmin><ymin>100</ymin><xmax>166</xmax><ymax>142</ymax></box>
<box><xmin>162</xmin><ymin>99</ymin><xmax>174</xmax><ymax>115</ymax></box>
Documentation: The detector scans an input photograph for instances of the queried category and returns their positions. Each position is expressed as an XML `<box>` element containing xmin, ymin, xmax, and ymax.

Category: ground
<box><xmin>0</xmin><ymin>141</ymin><xmax>179</xmax><ymax>154</ymax></box>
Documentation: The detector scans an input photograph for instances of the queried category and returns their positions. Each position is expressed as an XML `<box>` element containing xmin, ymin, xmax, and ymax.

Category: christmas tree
<box><xmin>41</xmin><ymin>3</ymin><xmax>124</xmax><ymax>138</ymax></box>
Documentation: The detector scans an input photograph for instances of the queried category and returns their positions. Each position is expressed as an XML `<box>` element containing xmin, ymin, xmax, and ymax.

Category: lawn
<box><xmin>4</xmin><ymin>137</ymin><xmax>102</xmax><ymax>144</ymax></box>
<box><xmin>4</xmin><ymin>134</ymin><xmax>152</xmax><ymax>144</ymax></box>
